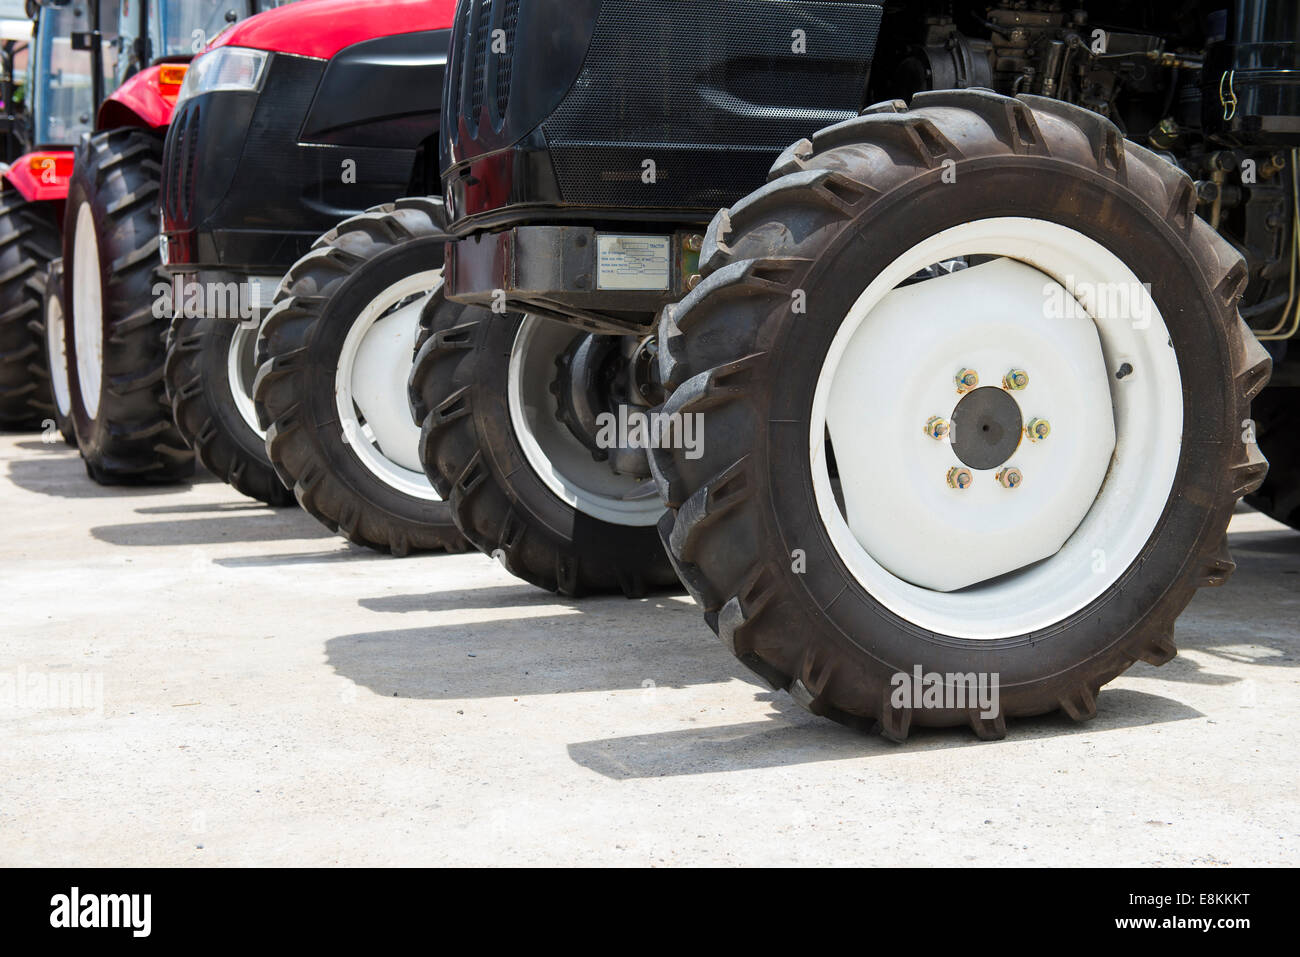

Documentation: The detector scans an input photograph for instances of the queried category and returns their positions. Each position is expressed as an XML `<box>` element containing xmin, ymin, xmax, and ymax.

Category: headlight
<box><xmin>174</xmin><ymin>47</ymin><xmax>269</xmax><ymax>108</ymax></box>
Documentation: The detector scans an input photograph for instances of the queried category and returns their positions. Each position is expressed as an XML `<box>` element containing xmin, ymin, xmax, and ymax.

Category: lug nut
<box><xmin>686</xmin><ymin>273</ymin><xmax>702</xmax><ymax>290</ymax></box>
<box><xmin>1026</xmin><ymin>417</ymin><xmax>1051</xmax><ymax>442</ymax></box>
<box><xmin>956</xmin><ymin>368</ymin><xmax>979</xmax><ymax>394</ymax></box>
<box><xmin>683</xmin><ymin>234</ymin><xmax>704</xmax><ymax>252</ymax></box>
<box><xmin>946</xmin><ymin>467</ymin><xmax>973</xmax><ymax>490</ymax></box>
<box><xmin>997</xmin><ymin>467</ymin><xmax>1023</xmax><ymax>489</ymax></box>
<box><xmin>1003</xmin><ymin>369</ymin><xmax>1029</xmax><ymax>391</ymax></box>
<box><xmin>924</xmin><ymin>416</ymin><xmax>950</xmax><ymax>440</ymax></box>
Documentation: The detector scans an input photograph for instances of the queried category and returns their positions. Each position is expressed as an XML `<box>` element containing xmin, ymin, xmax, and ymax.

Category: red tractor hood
<box><xmin>210</xmin><ymin>0</ymin><xmax>456</xmax><ymax>59</ymax></box>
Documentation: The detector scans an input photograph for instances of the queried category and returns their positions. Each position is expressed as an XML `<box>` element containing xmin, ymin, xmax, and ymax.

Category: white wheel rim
<box><xmin>334</xmin><ymin>270</ymin><xmax>442</xmax><ymax>501</ymax></box>
<box><xmin>46</xmin><ymin>286</ymin><xmax>72</xmax><ymax>418</ymax></box>
<box><xmin>810</xmin><ymin>217</ymin><xmax>1183</xmax><ymax>640</ymax></box>
<box><xmin>227</xmin><ymin>323</ymin><xmax>264</xmax><ymax>438</ymax></box>
<box><xmin>71</xmin><ymin>204</ymin><xmax>104</xmax><ymax>420</ymax></box>
<box><xmin>508</xmin><ymin>316</ymin><xmax>666</xmax><ymax>527</ymax></box>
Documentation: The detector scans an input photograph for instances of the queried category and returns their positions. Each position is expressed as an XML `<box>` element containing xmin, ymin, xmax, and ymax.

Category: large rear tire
<box><xmin>409</xmin><ymin>294</ymin><xmax>679</xmax><ymax>598</ymax></box>
<box><xmin>253</xmin><ymin>198</ymin><xmax>464</xmax><ymax>555</ymax></box>
<box><xmin>651</xmin><ymin>91</ymin><xmax>1271</xmax><ymax>739</ymax></box>
<box><xmin>29</xmin><ymin>258</ymin><xmax>75</xmax><ymax>445</ymax></box>
<box><xmin>62</xmin><ymin>128</ymin><xmax>194</xmax><ymax>483</ymax></box>
<box><xmin>0</xmin><ymin>189</ymin><xmax>57</xmax><ymax>429</ymax></box>
<box><xmin>165</xmin><ymin>313</ymin><xmax>293</xmax><ymax>506</ymax></box>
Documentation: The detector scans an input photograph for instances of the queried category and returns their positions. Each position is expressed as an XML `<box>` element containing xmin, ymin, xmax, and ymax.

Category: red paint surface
<box><xmin>97</xmin><ymin>65</ymin><xmax>181</xmax><ymax>131</ymax></box>
<box><xmin>210</xmin><ymin>0</ymin><xmax>456</xmax><ymax>59</ymax></box>
<box><xmin>2</xmin><ymin>151</ymin><xmax>74</xmax><ymax>203</ymax></box>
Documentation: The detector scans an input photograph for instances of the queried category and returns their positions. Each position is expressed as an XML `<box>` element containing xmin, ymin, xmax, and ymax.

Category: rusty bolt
<box><xmin>997</xmin><ymin>467</ymin><xmax>1023</xmax><ymax>489</ymax></box>
<box><xmin>686</xmin><ymin>273</ymin><xmax>702</xmax><ymax>291</ymax></box>
<box><xmin>956</xmin><ymin>368</ymin><xmax>979</xmax><ymax>394</ymax></box>
<box><xmin>683</xmin><ymin>234</ymin><xmax>704</xmax><ymax>252</ymax></box>
<box><xmin>946</xmin><ymin>467</ymin><xmax>974</xmax><ymax>490</ymax></box>
<box><xmin>1003</xmin><ymin>369</ymin><xmax>1029</xmax><ymax>391</ymax></box>
<box><xmin>924</xmin><ymin>416</ymin><xmax>950</xmax><ymax>440</ymax></box>
<box><xmin>1026</xmin><ymin>417</ymin><xmax>1051</xmax><ymax>442</ymax></box>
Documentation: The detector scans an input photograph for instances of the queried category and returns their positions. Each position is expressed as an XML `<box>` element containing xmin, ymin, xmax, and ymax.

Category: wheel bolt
<box><xmin>997</xmin><ymin>467</ymin><xmax>1023</xmax><ymax>489</ymax></box>
<box><xmin>947</xmin><ymin>467</ymin><xmax>973</xmax><ymax>490</ymax></box>
<box><xmin>683</xmin><ymin>234</ymin><xmax>704</xmax><ymax>253</ymax></box>
<box><xmin>924</xmin><ymin>416</ymin><xmax>950</xmax><ymax>440</ymax></box>
<box><xmin>686</xmin><ymin>273</ymin><xmax>702</xmax><ymax>290</ymax></box>
<box><xmin>956</xmin><ymin>368</ymin><xmax>979</xmax><ymax>394</ymax></box>
<box><xmin>1003</xmin><ymin>369</ymin><xmax>1029</xmax><ymax>391</ymax></box>
<box><xmin>1026</xmin><ymin>417</ymin><xmax>1051</xmax><ymax>442</ymax></box>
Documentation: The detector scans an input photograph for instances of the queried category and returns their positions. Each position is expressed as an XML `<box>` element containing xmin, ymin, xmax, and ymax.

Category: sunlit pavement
<box><xmin>2</xmin><ymin>433</ymin><xmax>1296</xmax><ymax>865</ymax></box>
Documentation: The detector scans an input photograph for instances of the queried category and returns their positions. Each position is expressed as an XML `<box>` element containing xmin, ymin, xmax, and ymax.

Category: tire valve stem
<box><xmin>947</xmin><ymin>466</ymin><xmax>974</xmax><ymax>490</ymax></box>
<box><xmin>1003</xmin><ymin>369</ymin><xmax>1029</xmax><ymax>391</ymax></box>
<box><xmin>997</xmin><ymin>467</ymin><xmax>1023</xmax><ymax>489</ymax></box>
<box><xmin>924</xmin><ymin>416</ymin><xmax>950</xmax><ymax>440</ymax></box>
<box><xmin>956</xmin><ymin>368</ymin><xmax>979</xmax><ymax>394</ymax></box>
<box><xmin>1026</xmin><ymin>417</ymin><xmax>1052</xmax><ymax>442</ymax></box>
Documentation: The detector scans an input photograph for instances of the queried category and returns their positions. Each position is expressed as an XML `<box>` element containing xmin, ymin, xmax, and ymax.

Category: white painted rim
<box><xmin>45</xmin><ymin>284</ymin><xmax>72</xmax><ymax>418</ymax></box>
<box><xmin>334</xmin><ymin>270</ymin><xmax>442</xmax><ymax>501</ymax></box>
<box><xmin>810</xmin><ymin>217</ymin><xmax>1184</xmax><ymax>640</ymax></box>
<box><xmin>227</xmin><ymin>323</ymin><xmax>264</xmax><ymax>439</ymax></box>
<box><xmin>71</xmin><ymin>203</ymin><xmax>103</xmax><ymax>420</ymax></box>
<box><xmin>508</xmin><ymin>317</ymin><xmax>666</xmax><ymax>527</ymax></box>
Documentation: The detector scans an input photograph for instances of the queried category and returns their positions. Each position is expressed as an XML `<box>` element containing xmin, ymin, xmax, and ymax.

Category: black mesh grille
<box><xmin>163</xmin><ymin>102</ymin><xmax>201</xmax><ymax>222</ymax></box>
<box><xmin>446</xmin><ymin>0</ymin><xmax>519</xmax><ymax>142</ymax></box>
<box><xmin>180</xmin><ymin>106</ymin><xmax>199</xmax><ymax>220</ymax></box>
<box><xmin>468</xmin><ymin>0</ymin><xmax>492</xmax><ymax>128</ymax></box>
<box><xmin>494</xmin><ymin>0</ymin><xmax>519</xmax><ymax>122</ymax></box>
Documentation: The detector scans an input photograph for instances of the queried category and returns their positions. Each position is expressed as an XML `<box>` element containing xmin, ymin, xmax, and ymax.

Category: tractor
<box><xmin>44</xmin><ymin>0</ymin><xmax>293</xmax><ymax>478</ymax></box>
<box><xmin>0</xmin><ymin>0</ymin><xmax>118</xmax><ymax>432</ymax></box>
<box><xmin>157</xmin><ymin>0</ymin><xmax>463</xmax><ymax>558</ymax></box>
<box><xmin>411</xmin><ymin>0</ymin><xmax>1296</xmax><ymax>738</ymax></box>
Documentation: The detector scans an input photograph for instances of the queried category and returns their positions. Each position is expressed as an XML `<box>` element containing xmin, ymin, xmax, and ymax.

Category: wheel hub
<box><xmin>508</xmin><ymin>317</ymin><xmax>665</xmax><ymax>527</ymax></box>
<box><xmin>949</xmin><ymin>386</ymin><xmax>1023</xmax><ymax>470</ymax></box>
<box><xmin>551</xmin><ymin>331</ymin><xmax>661</xmax><ymax>480</ymax></box>
<box><xmin>824</xmin><ymin>256</ymin><xmax>1117</xmax><ymax>594</ymax></box>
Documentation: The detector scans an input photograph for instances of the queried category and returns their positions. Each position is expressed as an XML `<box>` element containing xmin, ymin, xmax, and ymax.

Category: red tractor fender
<box><xmin>96</xmin><ymin>64</ymin><xmax>185</xmax><ymax>131</ymax></box>
<box><xmin>210</xmin><ymin>0</ymin><xmax>456</xmax><ymax>58</ymax></box>
<box><xmin>1</xmin><ymin>150</ymin><xmax>75</xmax><ymax>203</ymax></box>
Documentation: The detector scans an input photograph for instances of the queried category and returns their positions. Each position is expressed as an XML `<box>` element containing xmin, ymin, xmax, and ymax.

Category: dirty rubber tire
<box><xmin>409</xmin><ymin>291</ymin><xmax>680</xmax><ymax>598</ymax></box>
<box><xmin>0</xmin><ymin>190</ymin><xmax>58</xmax><ymax>429</ymax></box>
<box><xmin>651</xmin><ymin>90</ymin><xmax>1271</xmax><ymax>740</ymax></box>
<box><xmin>28</xmin><ymin>259</ymin><xmax>75</xmax><ymax>445</ymax></box>
<box><xmin>1246</xmin><ymin>386</ymin><xmax>1300</xmax><ymax>530</ymax></box>
<box><xmin>165</xmin><ymin>314</ymin><xmax>293</xmax><ymax>506</ymax></box>
<box><xmin>63</xmin><ymin>128</ymin><xmax>194</xmax><ymax>484</ymax></box>
<box><xmin>253</xmin><ymin>198</ymin><xmax>464</xmax><ymax>555</ymax></box>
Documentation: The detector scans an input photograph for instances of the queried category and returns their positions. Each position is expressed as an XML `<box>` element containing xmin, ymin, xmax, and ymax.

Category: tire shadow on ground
<box><xmin>90</xmin><ymin>512</ymin><xmax>336</xmax><ymax>547</ymax></box>
<box><xmin>565</xmin><ymin>689</ymin><xmax>1203</xmax><ymax>778</ymax></box>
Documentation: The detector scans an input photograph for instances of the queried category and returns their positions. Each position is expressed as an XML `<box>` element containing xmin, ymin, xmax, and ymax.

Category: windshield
<box><xmin>112</xmin><ymin>1</ymin><xmax>299</xmax><ymax>84</ymax></box>
<box><xmin>28</xmin><ymin>2</ymin><xmax>119</xmax><ymax>148</ymax></box>
<box><xmin>153</xmin><ymin>0</ymin><xmax>300</xmax><ymax>60</ymax></box>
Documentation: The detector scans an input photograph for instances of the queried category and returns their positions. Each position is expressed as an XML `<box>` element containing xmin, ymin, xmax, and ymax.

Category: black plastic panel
<box><xmin>161</xmin><ymin>52</ymin><xmax>434</xmax><ymax>275</ymax></box>
<box><xmin>542</xmin><ymin>1</ymin><xmax>881</xmax><ymax>209</ymax></box>
<box><xmin>301</xmin><ymin>29</ymin><xmax>450</xmax><ymax>148</ymax></box>
<box><xmin>441</xmin><ymin>0</ymin><xmax>881</xmax><ymax>227</ymax></box>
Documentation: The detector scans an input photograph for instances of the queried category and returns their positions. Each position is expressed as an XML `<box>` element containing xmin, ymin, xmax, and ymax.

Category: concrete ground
<box><xmin>1</xmin><ymin>432</ymin><xmax>1296</xmax><ymax>867</ymax></box>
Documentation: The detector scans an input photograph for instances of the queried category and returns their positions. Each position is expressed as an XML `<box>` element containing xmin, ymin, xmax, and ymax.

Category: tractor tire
<box><xmin>253</xmin><ymin>198</ymin><xmax>464</xmax><ymax>555</ymax></box>
<box><xmin>29</xmin><ymin>258</ymin><xmax>75</xmax><ymax>445</ymax></box>
<box><xmin>409</xmin><ymin>293</ymin><xmax>679</xmax><ymax>598</ymax></box>
<box><xmin>62</xmin><ymin>128</ymin><xmax>193</xmax><ymax>483</ymax></box>
<box><xmin>165</xmin><ymin>314</ymin><xmax>293</xmax><ymax>506</ymax></box>
<box><xmin>650</xmin><ymin>90</ymin><xmax>1271</xmax><ymax>739</ymax></box>
<box><xmin>0</xmin><ymin>189</ymin><xmax>57</xmax><ymax>429</ymax></box>
<box><xmin>1246</xmin><ymin>385</ymin><xmax>1300</xmax><ymax>530</ymax></box>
